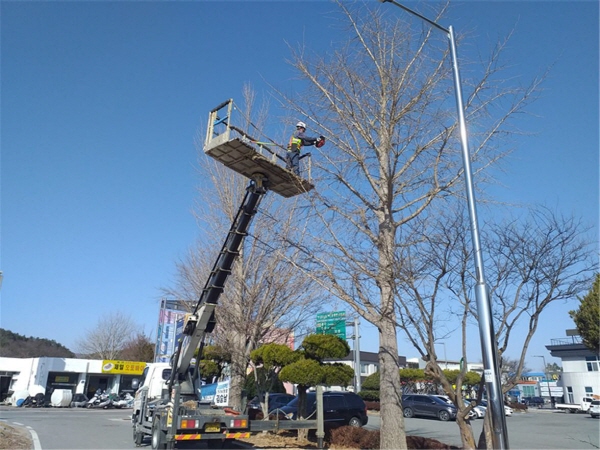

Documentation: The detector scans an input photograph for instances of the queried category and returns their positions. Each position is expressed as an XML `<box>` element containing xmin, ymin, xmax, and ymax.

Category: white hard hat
<box><xmin>296</xmin><ymin>121</ymin><xmax>306</xmax><ymax>128</ymax></box>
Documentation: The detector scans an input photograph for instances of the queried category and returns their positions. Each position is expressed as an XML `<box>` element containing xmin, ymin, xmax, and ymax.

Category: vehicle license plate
<box><xmin>205</xmin><ymin>423</ymin><xmax>220</xmax><ymax>433</ymax></box>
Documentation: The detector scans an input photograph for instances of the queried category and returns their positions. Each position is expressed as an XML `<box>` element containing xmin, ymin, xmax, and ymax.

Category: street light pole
<box><xmin>378</xmin><ymin>1</ymin><xmax>508</xmax><ymax>448</ymax></box>
<box><xmin>534</xmin><ymin>355</ymin><xmax>550</xmax><ymax>407</ymax></box>
<box><xmin>441</xmin><ymin>342</ymin><xmax>448</xmax><ymax>370</ymax></box>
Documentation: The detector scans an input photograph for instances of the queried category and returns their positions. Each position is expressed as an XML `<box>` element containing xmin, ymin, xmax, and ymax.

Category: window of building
<box><xmin>567</xmin><ymin>386</ymin><xmax>574</xmax><ymax>403</ymax></box>
<box><xmin>522</xmin><ymin>385</ymin><xmax>535</xmax><ymax>397</ymax></box>
<box><xmin>585</xmin><ymin>386</ymin><xmax>594</xmax><ymax>397</ymax></box>
<box><xmin>585</xmin><ymin>356</ymin><xmax>599</xmax><ymax>372</ymax></box>
<box><xmin>360</xmin><ymin>363</ymin><xmax>369</xmax><ymax>375</ymax></box>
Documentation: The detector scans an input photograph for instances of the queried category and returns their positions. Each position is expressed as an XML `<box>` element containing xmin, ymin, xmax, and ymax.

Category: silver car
<box><xmin>589</xmin><ymin>400</ymin><xmax>600</xmax><ymax>418</ymax></box>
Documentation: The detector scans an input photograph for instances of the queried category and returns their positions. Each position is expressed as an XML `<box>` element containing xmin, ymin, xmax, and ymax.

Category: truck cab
<box><xmin>132</xmin><ymin>363</ymin><xmax>170</xmax><ymax>419</ymax></box>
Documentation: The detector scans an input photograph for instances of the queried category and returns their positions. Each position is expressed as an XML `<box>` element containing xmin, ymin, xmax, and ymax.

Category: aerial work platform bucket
<box><xmin>204</xmin><ymin>99</ymin><xmax>314</xmax><ymax>198</ymax></box>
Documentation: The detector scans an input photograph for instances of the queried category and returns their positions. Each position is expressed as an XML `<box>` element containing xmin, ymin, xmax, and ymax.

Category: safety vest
<box><xmin>288</xmin><ymin>134</ymin><xmax>302</xmax><ymax>152</ymax></box>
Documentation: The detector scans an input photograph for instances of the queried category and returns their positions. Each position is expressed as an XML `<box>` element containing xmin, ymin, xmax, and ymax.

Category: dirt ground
<box><xmin>0</xmin><ymin>422</ymin><xmax>32</xmax><ymax>450</ymax></box>
<box><xmin>240</xmin><ymin>430</ymin><xmax>322</xmax><ymax>449</ymax></box>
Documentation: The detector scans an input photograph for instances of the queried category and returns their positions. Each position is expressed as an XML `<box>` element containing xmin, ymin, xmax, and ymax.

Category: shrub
<box><xmin>361</xmin><ymin>372</ymin><xmax>380</xmax><ymax>390</ymax></box>
<box><xmin>328</xmin><ymin>427</ymin><xmax>460</xmax><ymax>449</ymax></box>
<box><xmin>364</xmin><ymin>400</ymin><xmax>380</xmax><ymax>411</ymax></box>
<box><xmin>406</xmin><ymin>436</ymin><xmax>461</xmax><ymax>449</ymax></box>
<box><xmin>358</xmin><ymin>390</ymin><xmax>380</xmax><ymax>401</ymax></box>
<box><xmin>508</xmin><ymin>401</ymin><xmax>527</xmax><ymax>411</ymax></box>
<box><xmin>330</xmin><ymin>426</ymin><xmax>379</xmax><ymax>449</ymax></box>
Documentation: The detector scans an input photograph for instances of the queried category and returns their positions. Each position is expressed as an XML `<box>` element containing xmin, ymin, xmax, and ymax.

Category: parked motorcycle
<box><xmin>111</xmin><ymin>392</ymin><xmax>133</xmax><ymax>409</ymax></box>
<box><xmin>20</xmin><ymin>393</ymin><xmax>46</xmax><ymax>408</ymax></box>
<box><xmin>86</xmin><ymin>389</ymin><xmax>112</xmax><ymax>409</ymax></box>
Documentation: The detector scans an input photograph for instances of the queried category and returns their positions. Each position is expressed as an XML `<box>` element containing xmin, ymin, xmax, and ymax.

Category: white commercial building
<box><xmin>546</xmin><ymin>331</ymin><xmax>600</xmax><ymax>403</ymax></box>
<box><xmin>0</xmin><ymin>356</ymin><xmax>145</xmax><ymax>404</ymax></box>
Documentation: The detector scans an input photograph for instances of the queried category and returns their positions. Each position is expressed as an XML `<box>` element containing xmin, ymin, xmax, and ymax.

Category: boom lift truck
<box><xmin>132</xmin><ymin>99</ymin><xmax>317</xmax><ymax>449</ymax></box>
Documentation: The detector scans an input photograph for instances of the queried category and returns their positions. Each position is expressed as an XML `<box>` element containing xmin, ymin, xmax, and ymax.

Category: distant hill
<box><xmin>0</xmin><ymin>328</ymin><xmax>75</xmax><ymax>358</ymax></box>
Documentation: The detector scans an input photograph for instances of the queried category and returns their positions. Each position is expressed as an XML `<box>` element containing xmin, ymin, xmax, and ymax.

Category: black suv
<box><xmin>402</xmin><ymin>394</ymin><xmax>457</xmax><ymax>421</ymax></box>
<box><xmin>522</xmin><ymin>396</ymin><xmax>545</xmax><ymax>407</ymax></box>
<box><xmin>276</xmin><ymin>391</ymin><xmax>368</xmax><ymax>427</ymax></box>
<box><xmin>247</xmin><ymin>393</ymin><xmax>295</xmax><ymax>419</ymax></box>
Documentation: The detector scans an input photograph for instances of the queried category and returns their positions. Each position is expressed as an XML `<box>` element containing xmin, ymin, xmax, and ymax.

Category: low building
<box><xmin>506</xmin><ymin>373</ymin><xmax>562</xmax><ymax>403</ymax></box>
<box><xmin>546</xmin><ymin>330</ymin><xmax>600</xmax><ymax>403</ymax></box>
<box><xmin>410</xmin><ymin>356</ymin><xmax>484</xmax><ymax>374</ymax></box>
<box><xmin>333</xmin><ymin>350</ymin><xmax>407</xmax><ymax>385</ymax></box>
<box><xmin>0</xmin><ymin>356</ymin><xmax>145</xmax><ymax>404</ymax></box>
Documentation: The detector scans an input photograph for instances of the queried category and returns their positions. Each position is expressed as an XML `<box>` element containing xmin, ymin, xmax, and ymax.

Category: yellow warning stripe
<box><xmin>175</xmin><ymin>435</ymin><xmax>202</xmax><ymax>441</ymax></box>
<box><xmin>226</xmin><ymin>432</ymin><xmax>251</xmax><ymax>439</ymax></box>
<box><xmin>174</xmin><ymin>432</ymin><xmax>250</xmax><ymax>441</ymax></box>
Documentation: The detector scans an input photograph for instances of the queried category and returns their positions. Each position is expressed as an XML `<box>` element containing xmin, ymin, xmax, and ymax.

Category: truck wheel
<box><xmin>133</xmin><ymin>424</ymin><xmax>144</xmax><ymax>446</ymax></box>
<box><xmin>151</xmin><ymin>419</ymin><xmax>167</xmax><ymax>450</ymax></box>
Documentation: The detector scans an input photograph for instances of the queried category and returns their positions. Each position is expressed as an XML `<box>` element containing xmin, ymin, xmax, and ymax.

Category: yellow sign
<box><xmin>101</xmin><ymin>360</ymin><xmax>146</xmax><ymax>375</ymax></box>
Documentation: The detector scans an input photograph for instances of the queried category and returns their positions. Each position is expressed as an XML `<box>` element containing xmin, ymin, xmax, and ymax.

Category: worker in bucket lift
<box><xmin>286</xmin><ymin>121</ymin><xmax>325</xmax><ymax>176</ymax></box>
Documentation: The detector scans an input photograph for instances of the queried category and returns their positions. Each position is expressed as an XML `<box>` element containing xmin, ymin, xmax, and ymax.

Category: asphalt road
<box><xmin>1</xmin><ymin>406</ymin><xmax>599</xmax><ymax>449</ymax></box>
<box><xmin>0</xmin><ymin>407</ymin><xmax>134</xmax><ymax>449</ymax></box>
<box><xmin>365</xmin><ymin>408</ymin><xmax>600</xmax><ymax>449</ymax></box>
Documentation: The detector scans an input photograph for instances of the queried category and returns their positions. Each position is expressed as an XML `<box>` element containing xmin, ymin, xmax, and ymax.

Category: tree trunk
<box><xmin>379</xmin><ymin>320</ymin><xmax>407</xmax><ymax>449</ymax></box>
<box><xmin>297</xmin><ymin>385</ymin><xmax>309</xmax><ymax>441</ymax></box>
<box><xmin>227</xmin><ymin>331</ymin><xmax>249</xmax><ymax>411</ymax></box>
<box><xmin>455</xmin><ymin>415</ymin><xmax>477</xmax><ymax>450</ymax></box>
<box><xmin>477</xmin><ymin>411</ymin><xmax>493</xmax><ymax>449</ymax></box>
<box><xmin>228</xmin><ymin>363</ymin><xmax>245</xmax><ymax>412</ymax></box>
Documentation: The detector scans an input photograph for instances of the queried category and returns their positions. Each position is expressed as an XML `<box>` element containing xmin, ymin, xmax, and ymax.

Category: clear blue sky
<box><xmin>2</xmin><ymin>1</ymin><xmax>598</xmax><ymax>370</ymax></box>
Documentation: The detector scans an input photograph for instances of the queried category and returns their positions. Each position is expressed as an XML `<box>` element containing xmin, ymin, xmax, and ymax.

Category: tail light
<box><xmin>229</xmin><ymin>418</ymin><xmax>247</xmax><ymax>428</ymax></box>
<box><xmin>181</xmin><ymin>419</ymin><xmax>199</xmax><ymax>428</ymax></box>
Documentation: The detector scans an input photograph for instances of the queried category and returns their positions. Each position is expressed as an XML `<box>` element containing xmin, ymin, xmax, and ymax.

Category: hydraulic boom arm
<box><xmin>168</xmin><ymin>175</ymin><xmax>268</xmax><ymax>391</ymax></box>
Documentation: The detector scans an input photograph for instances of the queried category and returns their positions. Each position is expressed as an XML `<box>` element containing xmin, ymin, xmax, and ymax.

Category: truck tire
<box><xmin>151</xmin><ymin>419</ymin><xmax>167</xmax><ymax>450</ymax></box>
<box><xmin>133</xmin><ymin>425</ymin><xmax>144</xmax><ymax>446</ymax></box>
<box><xmin>132</xmin><ymin>414</ymin><xmax>144</xmax><ymax>446</ymax></box>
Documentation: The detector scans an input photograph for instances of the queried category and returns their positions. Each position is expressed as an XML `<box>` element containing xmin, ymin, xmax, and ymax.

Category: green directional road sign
<box><xmin>316</xmin><ymin>311</ymin><xmax>346</xmax><ymax>341</ymax></box>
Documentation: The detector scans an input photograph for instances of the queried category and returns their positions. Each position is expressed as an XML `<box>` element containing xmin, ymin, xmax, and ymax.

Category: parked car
<box><xmin>473</xmin><ymin>399</ymin><xmax>513</xmax><ymax>417</ymax></box>
<box><xmin>247</xmin><ymin>393</ymin><xmax>295</xmax><ymax>419</ymax></box>
<box><xmin>589</xmin><ymin>400</ymin><xmax>600</xmax><ymax>418</ymax></box>
<box><xmin>402</xmin><ymin>394</ymin><xmax>457</xmax><ymax>421</ymax></box>
<box><xmin>248</xmin><ymin>393</ymin><xmax>295</xmax><ymax>411</ymax></box>
<box><xmin>463</xmin><ymin>400</ymin><xmax>485</xmax><ymax>418</ymax></box>
<box><xmin>433</xmin><ymin>395</ymin><xmax>479</xmax><ymax>419</ymax></box>
<box><xmin>275</xmin><ymin>391</ymin><xmax>368</xmax><ymax>427</ymax></box>
<box><xmin>522</xmin><ymin>396</ymin><xmax>545</xmax><ymax>407</ymax></box>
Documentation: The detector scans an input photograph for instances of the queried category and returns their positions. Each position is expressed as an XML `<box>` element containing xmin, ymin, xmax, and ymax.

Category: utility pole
<box><xmin>534</xmin><ymin>355</ymin><xmax>550</xmax><ymax>407</ymax></box>
<box><xmin>441</xmin><ymin>342</ymin><xmax>448</xmax><ymax>369</ymax></box>
<box><xmin>348</xmin><ymin>318</ymin><xmax>362</xmax><ymax>393</ymax></box>
<box><xmin>378</xmin><ymin>1</ymin><xmax>508</xmax><ymax>448</ymax></box>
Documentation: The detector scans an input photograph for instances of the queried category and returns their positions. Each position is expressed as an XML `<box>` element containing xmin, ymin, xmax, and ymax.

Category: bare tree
<box><xmin>76</xmin><ymin>312</ymin><xmax>137</xmax><ymax>360</ymax></box>
<box><xmin>119</xmin><ymin>332</ymin><xmax>155</xmax><ymax>362</ymax></box>
<box><xmin>163</xmin><ymin>87</ymin><xmax>323</xmax><ymax>410</ymax></box>
<box><xmin>395</xmin><ymin>206</ymin><xmax>595</xmax><ymax>448</ymax></box>
<box><xmin>271</xmin><ymin>2</ymin><xmax>542</xmax><ymax>448</ymax></box>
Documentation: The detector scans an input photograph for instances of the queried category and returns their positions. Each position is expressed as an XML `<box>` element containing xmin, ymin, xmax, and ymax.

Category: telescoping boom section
<box><xmin>170</xmin><ymin>175</ymin><xmax>267</xmax><ymax>386</ymax></box>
